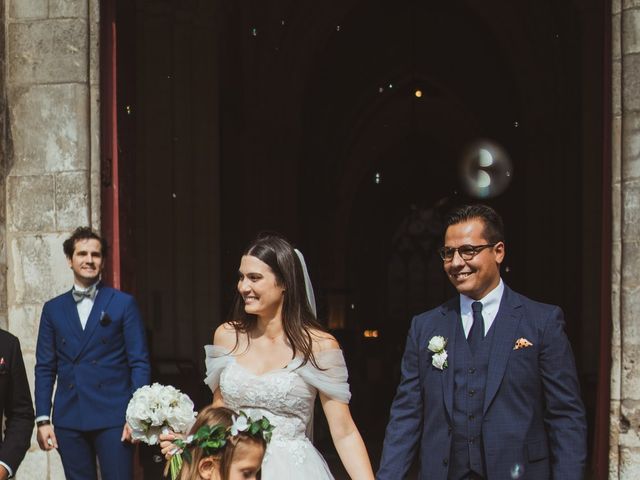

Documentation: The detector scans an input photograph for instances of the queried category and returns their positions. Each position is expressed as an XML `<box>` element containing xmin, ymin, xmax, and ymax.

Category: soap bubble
<box><xmin>459</xmin><ymin>139</ymin><xmax>513</xmax><ymax>199</ymax></box>
<box><xmin>510</xmin><ymin>463</ymin><xmax>524</xmax><ymax>479</ymax></box>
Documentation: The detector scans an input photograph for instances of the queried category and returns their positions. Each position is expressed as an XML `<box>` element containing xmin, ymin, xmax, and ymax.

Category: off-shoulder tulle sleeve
<box><xmin>203</xmin><ymin>345</ymin><xmax>232</xmax><ymax>392</ymax></box>
<box><xmin>298</xmin><ymin>349</ymin><xmax>351</xmax><ymax>404</ymax></box>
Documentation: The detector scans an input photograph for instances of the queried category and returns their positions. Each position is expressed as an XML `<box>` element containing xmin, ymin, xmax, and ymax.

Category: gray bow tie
<box><xmin>72</xmin><ymin>285</ymin><xmax>97</xmax><ymax>303</ymax></box>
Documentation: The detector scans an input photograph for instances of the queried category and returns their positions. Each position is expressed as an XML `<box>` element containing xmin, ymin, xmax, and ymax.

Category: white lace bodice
<box><xmin>204</xmin><ymin>345</ymin><xmax>350</xmax><ymax>473</ymax></box>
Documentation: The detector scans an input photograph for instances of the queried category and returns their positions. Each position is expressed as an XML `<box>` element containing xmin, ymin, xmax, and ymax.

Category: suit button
<box><xmin>469</xmin><ymin>437</ymin><xmax>475</xmax><ymax>444</ymax></box>
<box><xmin>448</xmin><ymin>427</ymin><xmax>452</xmax><ymax>434</ymax></box>
<box><xmin>469</xmin><ymin>389</ymin><xmax>475</xmax><ymax>396</ymax></box>
<box><xmin>443</xmin><ymin>458</ymin><xmax>448</xmax><ymax>466</ymax></box>
<box><xmin>68</xmin><ymin>383</ymin><xmax>74</xmax><ymax>389</ymax></box>
<box><xmin>469</xmin><ymin>414</ymin><xmax>475</xmax><ymax>420</ymax></box>
<box><xmin>91</xmin><ymin>360</ymin><xmax>97</xmax><ymax>365</ymax></box>
<box><xmin>102</xmin><ymin>338</ymin><xmax>108</xmax><ymax>344</ymax></box>
<box><xmin>468</xmin><ymin>367</ymin><xmax>475</xmax><ymax>374</ymax></box>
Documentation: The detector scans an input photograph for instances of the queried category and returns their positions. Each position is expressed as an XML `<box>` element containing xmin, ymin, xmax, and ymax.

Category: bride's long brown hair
<box><xmin>228</xmin><ymin>233</ymin><xmax>327</xmax><ymax>369</ymax></box>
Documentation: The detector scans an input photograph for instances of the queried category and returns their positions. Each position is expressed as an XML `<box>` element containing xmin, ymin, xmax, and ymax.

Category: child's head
<box><xmin>177</xmin><ymin>406</ymin><xmax>270</xmax><ymax>480</ymax></box>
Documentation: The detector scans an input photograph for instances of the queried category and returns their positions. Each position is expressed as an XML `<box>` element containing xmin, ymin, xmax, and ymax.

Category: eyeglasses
<box><xmin>438</xmin><ymin>243</ymin><xmax>497</xmax><ymax>262</ymax></box>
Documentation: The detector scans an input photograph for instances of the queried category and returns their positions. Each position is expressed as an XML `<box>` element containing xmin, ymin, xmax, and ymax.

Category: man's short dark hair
<box><xmin>445</xmin><ymin>204</ymin><xmax>505</xmax><ymax>243</ymax></box>
<box><xmin>63</xmin><ymin>227</ymin><xmax>108</xmax><ymax>259</ymax></box>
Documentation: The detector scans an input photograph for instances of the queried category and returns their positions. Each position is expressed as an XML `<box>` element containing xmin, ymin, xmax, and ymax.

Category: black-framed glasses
<box><xmin>438</xmin><ymin>243</ymin><xmax>497</xmax><ymax>262</ymax></box>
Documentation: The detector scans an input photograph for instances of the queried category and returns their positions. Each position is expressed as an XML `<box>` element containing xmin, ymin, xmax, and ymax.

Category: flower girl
<box><xmin>165</xmin><ymin>406</ymin><xmax>273</xmax><ymax>480</ymax></box>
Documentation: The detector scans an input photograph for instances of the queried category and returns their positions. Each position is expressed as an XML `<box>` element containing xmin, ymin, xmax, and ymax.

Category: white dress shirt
<box><xmin>459</xmin><ymin>279</ymin><xmax>505</xmax><ymax>338</ymax></box>
<box><xmin>74</xmin><ymin>282</ymin><xmax>97</xmax><ymax>330</ymax></box>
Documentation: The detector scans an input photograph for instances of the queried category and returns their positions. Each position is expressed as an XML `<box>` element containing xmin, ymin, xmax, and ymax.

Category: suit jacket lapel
<box><xmin>63</xmin><ymin>290</ymin><xmax>83</xmax><ymax>342</ymax></box>
<box><xmin>483</xmin><ymin>286</ymin><xmax>522</xmax><ymax>416</ymax></box>
<box><xmin>439</xmin><ymin>298</ymin><xmax>460</xmax><ymax>422</ymax></box>
<box><xmin>74</xmin><ymin>286</ymin><xmax>115</xmax><ymax>361</ymax></box>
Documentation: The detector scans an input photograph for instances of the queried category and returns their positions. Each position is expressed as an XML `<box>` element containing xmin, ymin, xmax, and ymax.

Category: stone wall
<box><xmin>3</xmin><ymin>1</ymin><xmax>100</xmax><ymax>478</ymax></box>
<box><xmin>610</xmin><ymin>0</ymin><xmax>640</xmax><ymax>478</ymax></box>
<box><xmin>0</xmin><ymin>0</ymin><xmax>7</xmax><ymax>335</ymax></box>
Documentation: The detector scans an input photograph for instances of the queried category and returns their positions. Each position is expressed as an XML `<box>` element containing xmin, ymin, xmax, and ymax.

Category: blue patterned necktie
<box><xmin>468</xmin><ymin>301</ymin><xmax>485</xmax><ymax>355</ymax></box>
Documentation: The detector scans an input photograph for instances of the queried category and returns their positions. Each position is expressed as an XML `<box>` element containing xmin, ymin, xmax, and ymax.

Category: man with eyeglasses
<box><xmin>378</xmin><ymin>204</ymin><xmax>586</xmax><ymax>480</ymax></box>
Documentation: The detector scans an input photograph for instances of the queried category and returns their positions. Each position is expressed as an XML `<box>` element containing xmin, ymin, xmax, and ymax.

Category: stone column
<box><xmin>3</xmin><ymin>1</ymin><xmax>101</xmax><ymax>478</ymax></box>
<box><xmin>610</xmin><ymin>0</ymin><xmax>640</xmax><ymax>478</ymax></box>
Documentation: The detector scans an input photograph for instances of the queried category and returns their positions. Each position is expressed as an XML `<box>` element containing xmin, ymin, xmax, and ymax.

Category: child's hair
<box><xmin>174</xmin><ymin>406</ymin><xmax>269</xmax><ymax>480</ymax></box>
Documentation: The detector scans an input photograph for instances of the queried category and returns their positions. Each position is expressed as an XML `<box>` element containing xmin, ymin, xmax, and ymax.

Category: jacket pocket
<box><xmin>526</xmin><ymin>440</ymin><xmax>549</xmax><ymax>462</ymax></box>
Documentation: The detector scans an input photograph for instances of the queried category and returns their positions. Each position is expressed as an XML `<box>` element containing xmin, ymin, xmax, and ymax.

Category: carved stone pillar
<box><xmin>610</xmin><ymin>0</ymin><xmax>640</xmax><ymax>477</ymax></box>
<box><xmin>2</xmin><ymin>1</ymin><xmax>101</xmax><ymax>478</ymax></box>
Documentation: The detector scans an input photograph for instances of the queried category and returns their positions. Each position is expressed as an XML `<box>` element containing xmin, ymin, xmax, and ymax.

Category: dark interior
<box><xmin>114</xmin><ymin>1</ymin><xmax>606</xmax><ymax>477</ymax></box>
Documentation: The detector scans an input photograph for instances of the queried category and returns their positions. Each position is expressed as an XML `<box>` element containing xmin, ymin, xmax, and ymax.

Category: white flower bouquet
<box><xmin>126</xmin><ymin>383</ymin><xmax>196</xmax><ymax>444</ymax></box>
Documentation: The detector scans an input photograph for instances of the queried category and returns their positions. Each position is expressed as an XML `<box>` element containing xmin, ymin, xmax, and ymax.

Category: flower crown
<box><xmin>168</xmin><ymin>411</ymin><xmax>274</xmax><ymax>479</ymax></box>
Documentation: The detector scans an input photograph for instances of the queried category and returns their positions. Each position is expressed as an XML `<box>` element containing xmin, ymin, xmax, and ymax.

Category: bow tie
<box><xmin>72</xmin><ymin>285</ymin><xmax>97</xmax><ymax>303</ymax></box>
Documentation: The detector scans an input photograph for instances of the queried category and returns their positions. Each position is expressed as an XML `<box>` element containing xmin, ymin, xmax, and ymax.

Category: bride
<box><xmin>184</xmin><ymin>233</ymin><xmax>373</xmax><ymax>479</ymax></box>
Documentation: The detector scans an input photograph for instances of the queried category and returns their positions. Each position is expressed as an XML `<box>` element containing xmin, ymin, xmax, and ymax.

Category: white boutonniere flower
<box><xmin>428</xmin><ymin>335</ymin><xmax>448</xmax><ymax>370</ymax></box>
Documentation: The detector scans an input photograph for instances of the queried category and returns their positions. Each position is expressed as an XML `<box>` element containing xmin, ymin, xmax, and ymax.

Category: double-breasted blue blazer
<box><xmin>35</xmin><ymin>285</ymin><xmax>150</xmax><ymax>431</ymax></box>
<box><xmin>377</xmin><ymin>285</ymin><xmax>587</xmax><ymax>480</ymax></box>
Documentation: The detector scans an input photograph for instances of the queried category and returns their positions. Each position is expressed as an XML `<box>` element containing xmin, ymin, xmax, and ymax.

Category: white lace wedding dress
<box><xmin>204</xmin><ymin>345</ymin><xmax>351</xmax><ymax>479</ymax></box>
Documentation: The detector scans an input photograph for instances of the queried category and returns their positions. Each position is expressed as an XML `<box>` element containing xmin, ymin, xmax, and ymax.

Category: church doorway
<box><xmin>104</xmin><ymin>0</ymin><xmax>609</xmax><ymax>477</ymax></box>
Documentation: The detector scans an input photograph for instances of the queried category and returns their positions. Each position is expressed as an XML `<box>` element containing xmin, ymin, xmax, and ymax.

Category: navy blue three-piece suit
<box><xmin>377</xmin><ymin>285</ymin><xmax>587</xmax><ymax>480</ymax></box>
<box><xmin>35</xmin><ymin>284</ymin><xmax>150</xmax><ymax>480</ymax></box>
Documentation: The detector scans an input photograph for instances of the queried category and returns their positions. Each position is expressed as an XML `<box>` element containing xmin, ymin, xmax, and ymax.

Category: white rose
<box><xmin>145</xmin><ymin>427</ymin><xmax>161</xmax><ymax>445</ymax></box>
<box><xmin>432</xmin><ymin>351</ymin><xmax>448</xmax><ymax>370</ymax></box>
<box><xmin>428</xmin><ymin>336</ymin><xmax>446</xmax><ymax>352</ymax></box>
<box><xmin>230</xmin><ymin>415</ymin><xmax>249</xmax><ymax>436</ymax></box>
<box><xmin>166</xmin><ymin>395</ymin><xmax>196</xmax><ymax>433</ymax></box>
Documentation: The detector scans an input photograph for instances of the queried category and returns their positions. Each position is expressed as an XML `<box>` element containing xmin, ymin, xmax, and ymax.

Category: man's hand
<box><xmin>37</xmin><ymin>424</ymin><xmax>58</xmax><ymax>451</ymax></box>
<box><xmin>121</xmin><ymin>422</ymin><xmax>134</xmax><ymax>442</ymax></box>
<box><xmin>0</xmin><ymin>464</ymin><xmax>9</xmax><ymax>480</ymax></box>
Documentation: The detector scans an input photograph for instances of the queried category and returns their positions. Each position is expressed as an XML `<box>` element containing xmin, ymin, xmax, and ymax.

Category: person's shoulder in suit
<box><xmin>0</xmin><ymin>328</ymin><xmax>20</xmax><ymax>347</ymax></box>
<box><xmin>42</xmin><ymin>288</ymin><xmax>73</xmax><ymax>312</ymax></box>
<box><xmin>506</xmin><ymin>286</ymin><xmax>564</xmax><ymax>327</ymax></box>
<box><xmin>411</xmin><ymin>296</ymin><xmax>458</xmax><ymax>332</ymax></box>
<box><xmin>100</xmin><ymin>285</ymin><xmax>135</xmax><ymax>302</ymax></box>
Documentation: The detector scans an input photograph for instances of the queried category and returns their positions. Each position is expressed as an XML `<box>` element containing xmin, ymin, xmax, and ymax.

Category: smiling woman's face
<box><xmin>237</xmin><ymin>255</ymin><xmax>285</xmax><ymax>318</ymax></box>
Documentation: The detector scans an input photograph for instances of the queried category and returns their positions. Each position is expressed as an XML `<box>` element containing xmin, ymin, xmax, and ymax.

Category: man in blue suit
<box><xmin>378</xmin><ymin>205</ymin><xmax>587</xmax><ymax>480</ymax></box>
<box><xmin>35</xmin><ymin>227</ymin><xmax>150</xmax><ymax>480</ymax></box>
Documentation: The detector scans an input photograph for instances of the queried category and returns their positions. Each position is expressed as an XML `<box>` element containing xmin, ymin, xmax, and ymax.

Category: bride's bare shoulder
<box><xmin>310</xmin><ymin>329</ymin><xmax>340</xmax><ymax>352</ymax></box>
<box><xmin>213</xmin><ymin>322</ymin><xmax>238</xmax><ymax>349</ymax></box>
